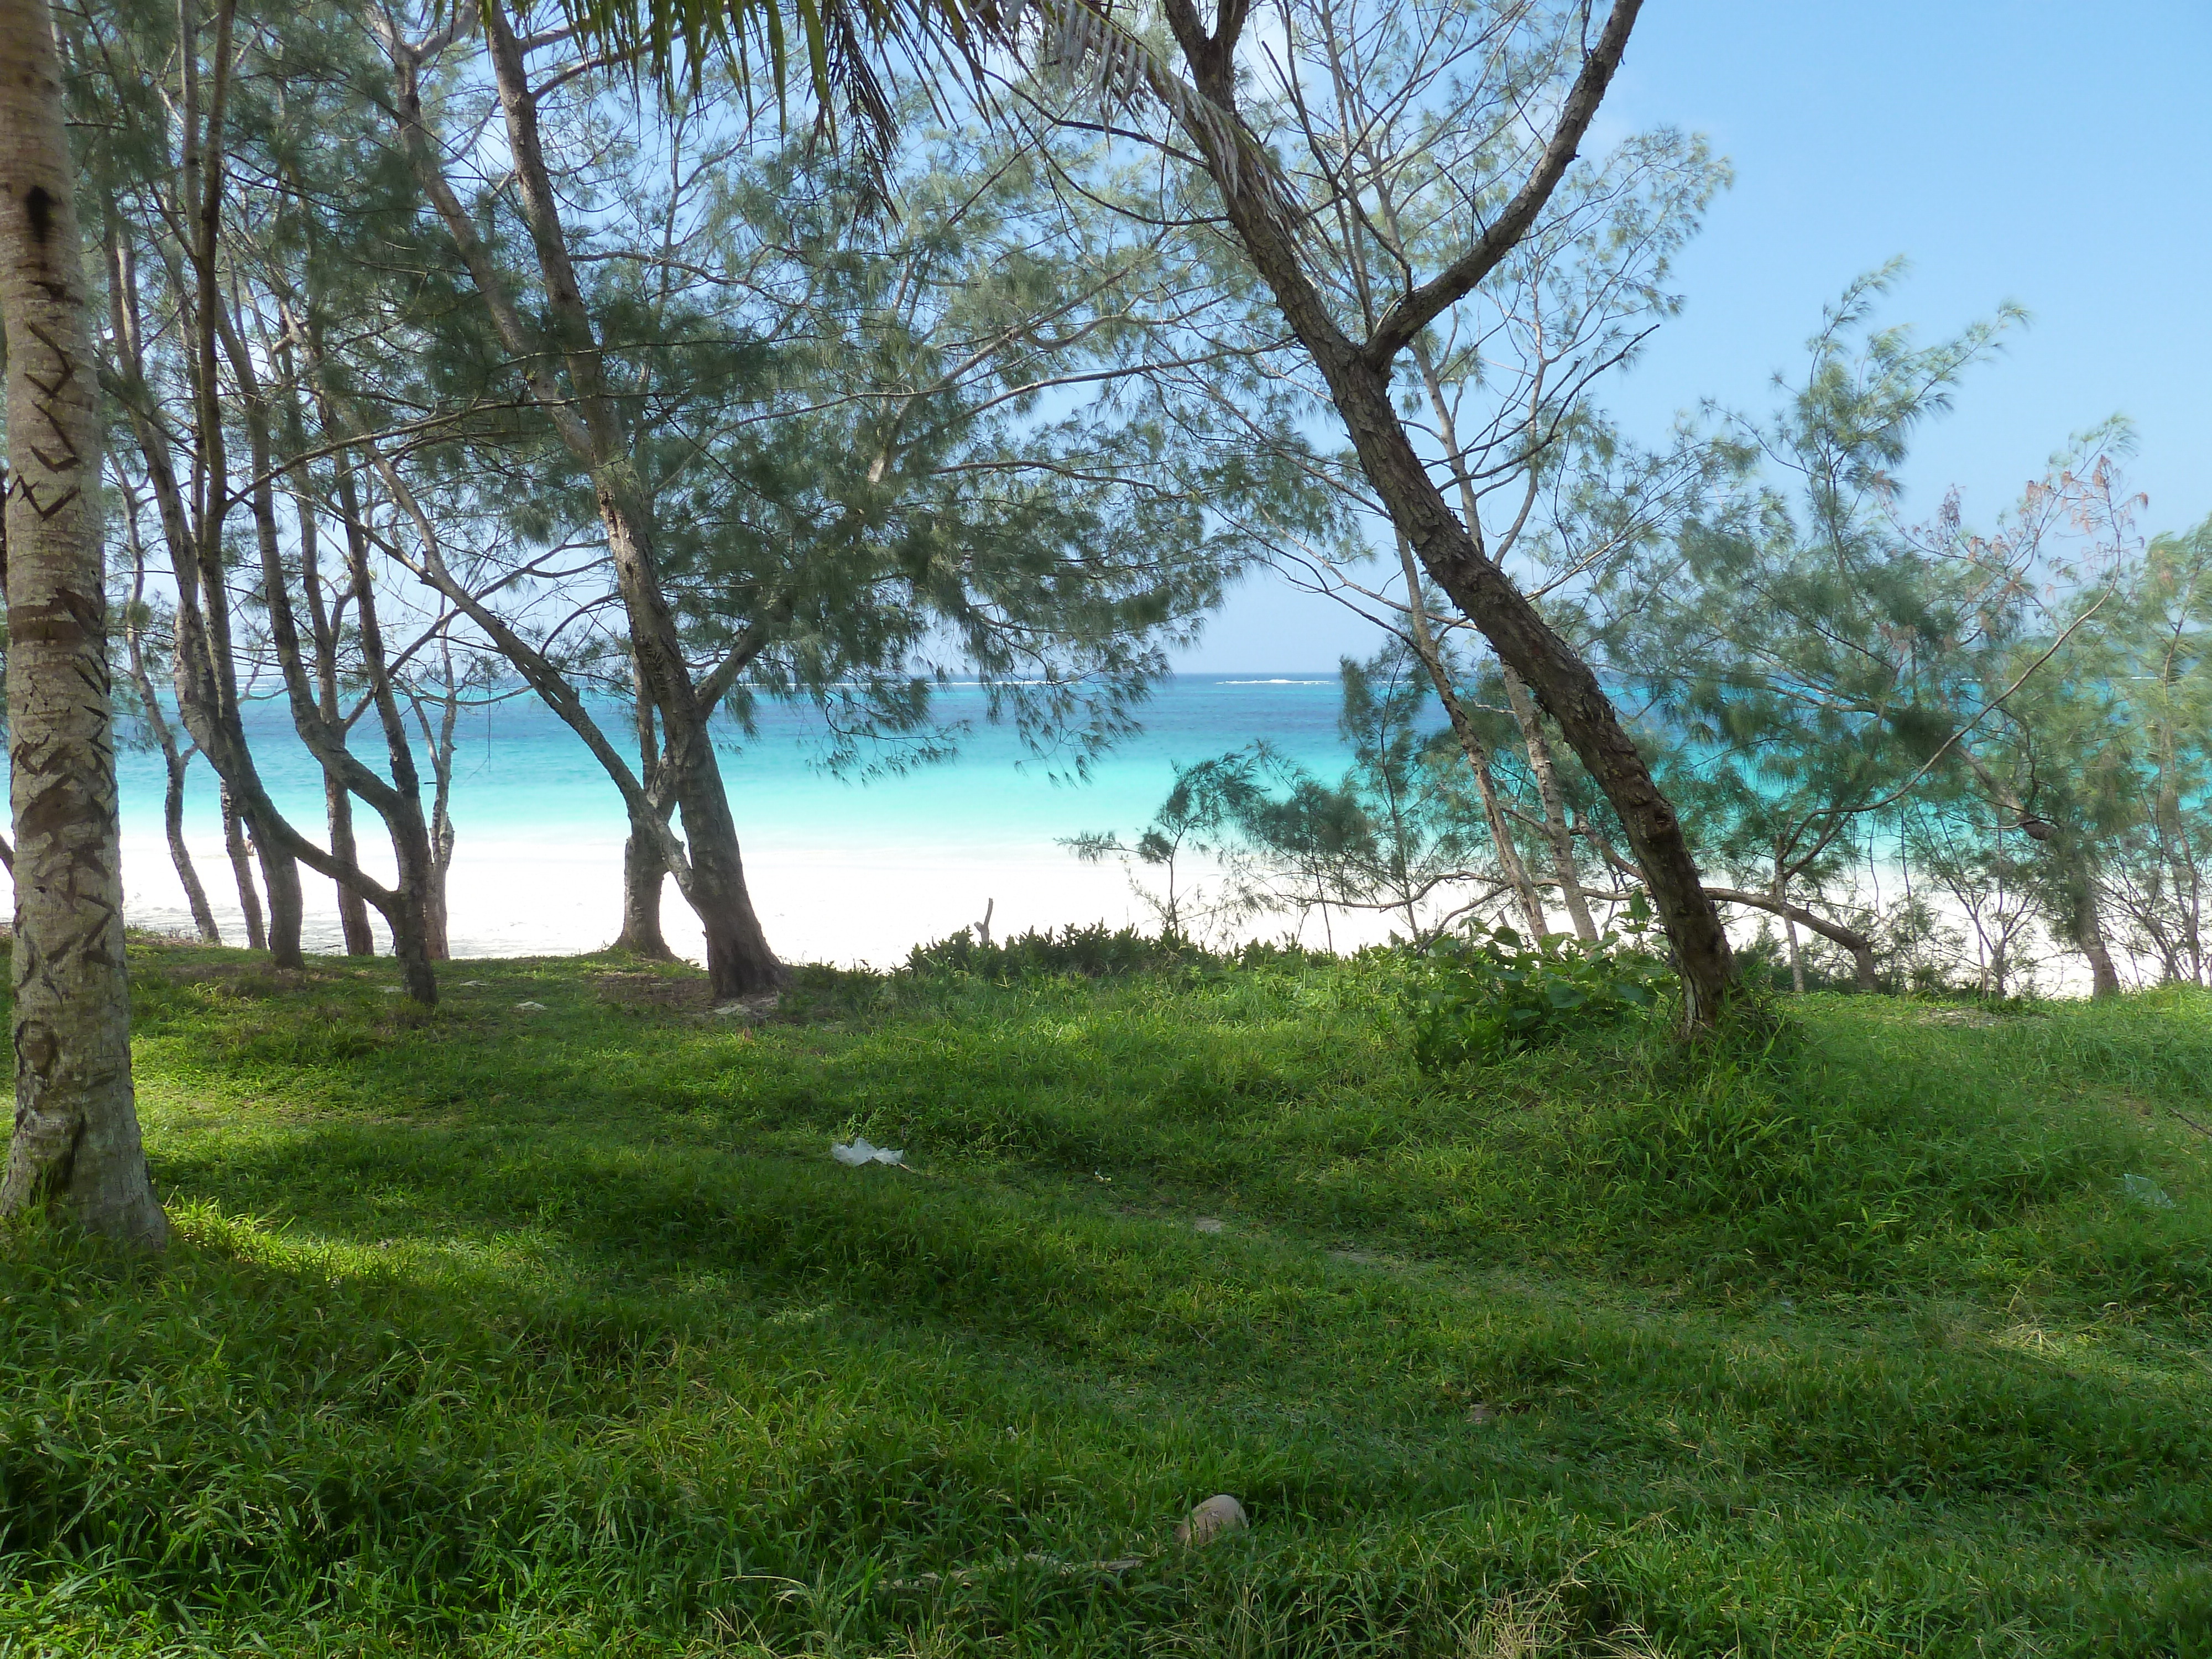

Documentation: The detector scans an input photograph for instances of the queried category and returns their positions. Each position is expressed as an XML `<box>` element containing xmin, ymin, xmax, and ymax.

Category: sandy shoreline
<box><xmin>118</xmin><ymin>827</ymin><xmax>1216</xmax><ymax>967</ymax></box>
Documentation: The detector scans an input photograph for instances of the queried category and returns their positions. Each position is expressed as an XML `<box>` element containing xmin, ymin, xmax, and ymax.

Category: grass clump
<box><xmin>2</xmin><ymin>940</ymin><xmax>2209</xmax><ymax>1655</ymax></box>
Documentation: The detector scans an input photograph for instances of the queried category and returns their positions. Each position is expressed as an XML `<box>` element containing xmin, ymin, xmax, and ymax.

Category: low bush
<box><xmin>1406</xmin><ymin>900</ymin><xmax>1677</xmax><ymax>1068</ymax></box>
<box><xmin>902</xmin><ymin>922</ymin><xmax>1324</xmax><ymax>982</ymax></box>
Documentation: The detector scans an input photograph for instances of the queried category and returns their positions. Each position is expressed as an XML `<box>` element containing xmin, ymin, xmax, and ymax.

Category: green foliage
<box><xmin>1077</xmin><ymin>643</ymin><xmax>1504</xmax><ymax>944</ymax></box>
<box><xmin>904</xmin><ymin>922</ymin><xmax>1328</xmax><ymax>982</ymax></box>
<box><xmin>6</xmin><ymin>945</ymin><xmax>2212</xmax><ymax>1655</ymax></box>
<box><xmin>1407</xmin><ymin>899</ymin><xmax>1677</xmax><ymax>1068</ymax></box>
<box><xmin>905</xmin><ymin>921</ymin><xmax>1203</xmax><ymax>980</ymax></box>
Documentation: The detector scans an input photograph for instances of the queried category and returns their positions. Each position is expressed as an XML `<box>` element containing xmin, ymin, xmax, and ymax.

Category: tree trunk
<box><xmin>1159</xmin><ymin>0</ymin><xmax>1731</xmax><ymax>1027</ymax></box>
<box><xmin>164</xmin><ymin>750</ymin><xmax>220</xmax><ymax>943</ymax></box>
<box><xmin>617</xmin><ymin>823</ymin><xmax>676</xmax><ymax>959</ymax></box>
<box><xmin>614</xmin><ymin>671</ymin><xmax>675</xmax><ymax>958</ymax></box>
<box><xmin>254</xmin><ymin>820</ymin><xmax>305</xmax><ymax>968</ymax></box>
<box><xmin>419</xmin><ymin>676</ymin><xmax>456</xmax><ymax>961</ymax></box>
<box><xmin>289</xmin><ymin>361</ymin><xmax>376</xmax><ymax>958</ymax></box>
<box><xmin>474</xmin><ymin>7</ymin><xmax>782</xmax><ymax>999</ymax></box>
<box><xmin>325</xmin><ymin>776</ymin><xmax>375</xmax><ymax>954</ymax></box>
<box><xmin>2058</xmin><ymin>844</ymin><xmax>2123</xmax><ymax>999</ymax></box>
<box><xmin>1499</xmin><ymin>666</ymin><xmax>1599</xmax><ymax>943</ymax></box>
<box><xmin>1709</xmin><ymin>884</ymin><xmax>1879</xmax><ymax>993</ymax></box>
<box><xmin>1774</xmin><ymin>862</ymin><xmax>1807</xmax><ymax>993</ymax></box>
<box><xmin>1963</xmin><ymin>750</ymin><xmax>2123</xmax><ymax>1000</ymax></box>
<box><xmin>120</xmin><ymin>488</ymin><xmax>220</xmax><ymax>945</ymax></box>
<box><xmin>0</xmin><ymin>0</ymin><xmax>167</xmax><ymax>1245</ymax></box>
<box><xmin>218</xmin><ymin>780</ymin><xmax>267</xmax><ymax>949</ymax></box>
<box><xmin>1394</xmin><ymin>538</ymin><xmax>1546</xmax><ymax>938</ymax></box>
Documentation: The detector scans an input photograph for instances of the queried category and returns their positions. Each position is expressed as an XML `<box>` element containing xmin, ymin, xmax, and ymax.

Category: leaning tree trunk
<box><xmin>0</xmin><ymin>0</ymin><xmax>167</xmax><ymax>1244</ymax></box>
<box><xmin>1161</xmin><ymin>0</ymin><xmax>1734</xmax><ymax>1028</ymax></box>
<box><xmin>2051</xmin><ymin>835</ymin><xmax>2122</xmax><ymax>999</ymax></box>
<box><xmin>476</xmin><ymin>6</ymin><xmax>782</xmax><ymax>998</ymax></box>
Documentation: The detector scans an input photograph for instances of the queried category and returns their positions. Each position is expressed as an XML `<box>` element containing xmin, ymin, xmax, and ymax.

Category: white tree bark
<box><xmin>0</xmin><ymin>0</ymin><xmax>166</xmax><ymax>1245</ymax></box>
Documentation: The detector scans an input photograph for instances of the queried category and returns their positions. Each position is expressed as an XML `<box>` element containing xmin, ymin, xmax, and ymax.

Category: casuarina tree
<box><xmin>1027</xmin><ymin>0</ymin><xmax>1739</xmax><ymax>1026</ymax></box>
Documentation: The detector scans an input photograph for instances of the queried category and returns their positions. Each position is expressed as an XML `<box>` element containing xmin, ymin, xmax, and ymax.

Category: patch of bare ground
<box><xmin>592</xmin><ymin>970</ymin><xmax>713</xmax><ymax>1013</ymax></box>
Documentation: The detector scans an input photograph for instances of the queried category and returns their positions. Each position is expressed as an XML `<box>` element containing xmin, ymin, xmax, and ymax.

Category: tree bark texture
<box><xmin>218</xmin><ymin>781</ymin><xmax>266</xmax><ymax>948</ymax></box>
<box><xmin>163</xmin><ymin>750</ymin><xmax>219</xmax><ymax>943</ymax></box>
<box><xmin>0</xmin><ymin>0</ymin><xmax>168</xmax><ymax>1244</ymax></box>
<box><xmin>614</xmin><ymin>682</ymin><xmax>677</xmax><ymax>958</ymax></box>
<box><xmin>254</xmin><ymin>820</ymin><xmax>305</xmax><ymax>969</ymax></box>
<box><xmin>1159</xmin><ymin>0</ymin><xmax>1735</xmax><ymax>1026</ymax></box>
<box><xmin>617</xmin><ymin>826</ymin><xmax>676</xmax><ymax>958</ymax></box>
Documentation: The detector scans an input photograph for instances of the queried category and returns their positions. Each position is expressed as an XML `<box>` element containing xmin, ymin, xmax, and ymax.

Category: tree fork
<box><xmin>1157</xmin><ymin>0</ymin><xmax>1735</xmax><ymax>1026</ymax></box>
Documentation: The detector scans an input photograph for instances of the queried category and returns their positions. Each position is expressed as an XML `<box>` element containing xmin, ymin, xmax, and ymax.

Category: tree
<box><xmin>1035</xmin><ymin>0</ymin><xmax>1739</xmax><ymax>1027</ymax></box>
<box><xmin>79</xmin><ymin>0</ymin><xmax>457</xmax><ymax>1001</ymax></box>
<box><xmin>337</xmin><ymin>15</ymin><xmax>1286</xmax><ymax>987</ymax></box>
<box><xmin>1604</xmin><ymin>272</ymin><xmax>2016</xmax><ymax>990</ymax></box>
<box><xmin>2094</xmin><ymin>518</ymin><xmax>2212</xmax><ymax>983</ymax></box>
<box><xmin>1609</xmin><ymin>273</ymin><xmax>2147</xmax><ymax>998</ymax></box>
<box><xmin>1080</xmin><ymin>643</ymin><xmax>1525</xmax><ymax>947</ymax></box>
<box><xmin>0</xmin><ymin>0</ymin><xmax>166</xmax><ymax>1244</ymax></box>
<box><xmin>112</xmin><ymin>477</ymin><xmax>221</xmax><ymax>943</ymax></box>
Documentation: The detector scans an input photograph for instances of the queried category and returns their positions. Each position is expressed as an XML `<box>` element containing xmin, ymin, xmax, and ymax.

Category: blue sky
<box><xmin>1177</xmin><ymin>0</ymin><xmax>2212</xmax><ymax>672</ymax></box>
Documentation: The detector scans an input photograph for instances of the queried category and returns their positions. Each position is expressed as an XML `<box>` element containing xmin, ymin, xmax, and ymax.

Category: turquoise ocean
<box><xmin>113</xmin><ymin>674</ymin><xmax>1361</xmax><ymax>964</ymax></box>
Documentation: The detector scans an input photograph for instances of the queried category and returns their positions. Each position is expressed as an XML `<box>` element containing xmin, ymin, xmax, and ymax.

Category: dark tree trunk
<box><xmin>1159</xmin><ymin>0</ymin><xmax>1733</xmax><ymax>1026</ymax></box>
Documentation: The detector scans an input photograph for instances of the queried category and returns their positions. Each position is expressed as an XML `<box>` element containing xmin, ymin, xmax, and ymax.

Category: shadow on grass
<box><xmin>8</xmin><ymin>1112</ymin><xmax>2212</xmax><ymax>1656</ymax></box>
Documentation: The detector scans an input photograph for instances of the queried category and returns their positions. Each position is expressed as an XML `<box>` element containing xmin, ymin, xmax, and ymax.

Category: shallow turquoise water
<box><xmin>113</xmin><ymin>674</ymin><xmax>1359</xmax><ymax>958</ymax></box>
<box><xmin>118</xmin><ymin>674</ymin><xmax>1353</xmax><ymax>852</ymax></box>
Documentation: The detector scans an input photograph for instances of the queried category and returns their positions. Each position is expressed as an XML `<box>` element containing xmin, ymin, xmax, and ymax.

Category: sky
<box><xmin>1174</xmin><ymin>0</ymin><xmax>2212</xmax><ymax>672</ymax></box>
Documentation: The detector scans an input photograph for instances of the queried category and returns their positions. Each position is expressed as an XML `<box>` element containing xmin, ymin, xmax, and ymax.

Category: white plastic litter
<box><xmin>832</xmin><ymin>1138</ymin><xmax>906</xmax><ymax>1167</ymax></box>
<box><xmin>514</xmin><ymin>1000</ymin><xmax>548</xmax><ymax>1012</ymax></box>
<box><xmin>2122</xmin><ymin>1173</ymin><xmax>2177</xmax><ymax>1209</ymax></box>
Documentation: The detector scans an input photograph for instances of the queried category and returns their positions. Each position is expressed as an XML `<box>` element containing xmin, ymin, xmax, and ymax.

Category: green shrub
<box><xmin>1406</xmin><ymin>901</ymin><xmax>1676</xmax><ymax>1068</ymax></box>
<box><xmin>902</xmin><ymin>923</ymin><xmax>1327</xmax><ymax>983</ymax></box>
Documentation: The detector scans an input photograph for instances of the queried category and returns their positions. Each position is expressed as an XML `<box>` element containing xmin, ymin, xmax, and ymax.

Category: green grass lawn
<box><xmin>3</xmin><ymin>941</ymin><xmax>2210</xmax><ymax>1656</ymax></box>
